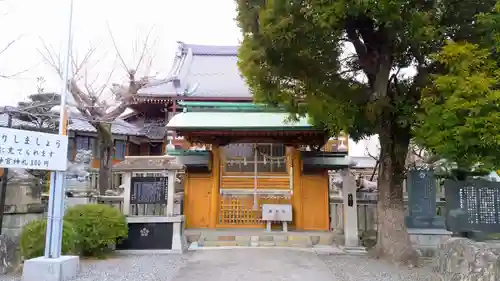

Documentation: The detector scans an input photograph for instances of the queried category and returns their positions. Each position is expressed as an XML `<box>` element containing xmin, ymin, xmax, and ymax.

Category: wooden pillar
<box><xmin>291</xmin><ymin>147</ymin><xmax>303</xmax><ymax>229</ymax></box>
<box><xmin>209</xmin><ymin>145</ymin><xmax>220</xmax><ymax>228</ymax></box>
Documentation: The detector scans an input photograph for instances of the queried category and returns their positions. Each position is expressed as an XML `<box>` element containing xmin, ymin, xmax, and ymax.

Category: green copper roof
<box><xmin>166</xmin><ymin>111</ymin><xmax>316</xmax><ymax>130</ymax></box>
<box><xmin>179</xmin><ymin>101</ymin><xmax>285</xmax><ymax>113</ymax></box>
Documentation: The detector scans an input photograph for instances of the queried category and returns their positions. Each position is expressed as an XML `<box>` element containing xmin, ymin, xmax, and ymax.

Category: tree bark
<box><xmin>373</xmin><ymin>122</ymin><xmax>418</xmax><ymax>265</ymax></box>
<box><xmin>96</xmin><ymin>122</ymin><xmax>113</xmax><ymax>195</ymax></box>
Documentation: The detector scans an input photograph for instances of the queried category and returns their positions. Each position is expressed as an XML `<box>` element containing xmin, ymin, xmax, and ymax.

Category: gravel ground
<box><xmin>319</xmin><ymin>254</ymin><xmax>437</xmax><ymax>281</ymax></box>
<box><xmin>0</xmin><ymin>253</ymin><xmax>191</xmax><ymax>281</ymax></box>
<box><xmin>0</xmin><ymin>249</ymin><xmax>438</xmax><ymax>281</ymax></box>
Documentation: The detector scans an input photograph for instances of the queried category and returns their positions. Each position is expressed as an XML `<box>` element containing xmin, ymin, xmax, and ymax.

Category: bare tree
<box><xmin>12</xmin><ymin>78</ymin><xmax>61</xmax><ymax>196</ymax></box>
<box><xmin>16</xmin><ymin>77</ymin><xmax>61</xmax><ymax>131</ymax></box>
<box><xmin>39</xmin><ymin>29</ymin><xmax>157</xmax><ymax>194</ymax></box>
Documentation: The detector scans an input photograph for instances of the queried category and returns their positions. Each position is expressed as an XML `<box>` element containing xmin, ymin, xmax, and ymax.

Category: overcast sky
<box><xmin>0</xmin><ymin>0</ymin><xmax>378</xmax><ymax>156</ymax></box>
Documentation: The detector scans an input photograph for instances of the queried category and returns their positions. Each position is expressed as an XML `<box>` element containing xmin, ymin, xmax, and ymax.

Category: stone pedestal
<box><xmin>409</xmin><ymin>228</ymin><xmax>452</xmax><ymax>256</ymax></box>
<box><xmin>171</xmin><ymin>215</ymin><xmax>187</xmax><ymax>253</ymax></box>
<box><xmin>116</xmin><ymin>215</ymin><xmax>187</xmax><ymax>253</ymax></box>
<box><xmin>22</xmin><ymin>255</ymin><xmax>79</xmax><ymax>281</ymax></box>
<box><xmin>409</xmin><ymin>228</ymin><xmax>452</xmax><ymax>248</ymax></box>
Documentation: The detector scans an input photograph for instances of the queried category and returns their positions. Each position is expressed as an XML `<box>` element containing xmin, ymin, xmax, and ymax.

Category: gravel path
<box><xmin>0</xmin><ymin>249</ymin><xmax>438</xmax><ymax>281</ymax></box>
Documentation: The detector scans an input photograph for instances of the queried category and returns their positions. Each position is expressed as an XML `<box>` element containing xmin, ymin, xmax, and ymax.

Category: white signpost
<box><xmin>0</xmin><ymin>127</ymin><xmax>68</xmax><ymax>171</ymax></box>
<box><xmin>21</xmin><ymin>1</ymin><xmax>78</xmax><ymax>281</ymax></box>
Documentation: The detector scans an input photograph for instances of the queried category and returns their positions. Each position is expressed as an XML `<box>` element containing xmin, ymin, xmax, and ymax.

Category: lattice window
<box><xmin>221</xmin><ymin>143</ymin><xmax>287</xmax><ymax>173</ymax></box>
<box><xmin>218</xmin><ymin>195</ymin><xmax>292</xmax><ymax>225</ymax></box>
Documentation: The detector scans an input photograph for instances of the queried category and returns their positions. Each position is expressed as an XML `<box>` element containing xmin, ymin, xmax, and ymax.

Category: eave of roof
<box><xmin>166</xmin><ymin>111</ymin><xmax>318</xmax><ymax>131</ymax></box>
<box><xmin>0</xmin><ymin>113</ymin><xmax>145</xmax><ymax>136</ymax></box>
<box><xmin>179</xmin><ymin>101</ymin><xmax>283</xmax><ymax>113</ymax></box>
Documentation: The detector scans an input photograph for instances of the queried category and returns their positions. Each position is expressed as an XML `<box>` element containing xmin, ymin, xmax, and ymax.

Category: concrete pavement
<box><xmin>172</xmin><ymin>249</ymin><xmax>435</xmax><ymax>281</ymax></box>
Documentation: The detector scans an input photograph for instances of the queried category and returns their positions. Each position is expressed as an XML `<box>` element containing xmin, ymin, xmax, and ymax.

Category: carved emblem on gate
<box><xmin>140</xmin><ymin>228</ymin><xmax>149</xmax><ymax>237</ymax></box>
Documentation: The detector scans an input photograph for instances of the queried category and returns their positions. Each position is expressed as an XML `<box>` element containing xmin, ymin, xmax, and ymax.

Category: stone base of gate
<box><xmin>408</xmin><ymin>228</ymin><xmax>452</xmax><ymax>257</ymax></box>
<box><xmin>116</xmin><ymin>215</ymin><xmax>187</xmax><ymax>253</ymax></box>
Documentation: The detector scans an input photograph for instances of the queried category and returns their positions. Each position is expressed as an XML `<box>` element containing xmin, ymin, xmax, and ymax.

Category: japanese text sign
<box><xmin>0</xmin><ymin>127</ymin><xmax>69</xmax><ymax>171</ymax></box>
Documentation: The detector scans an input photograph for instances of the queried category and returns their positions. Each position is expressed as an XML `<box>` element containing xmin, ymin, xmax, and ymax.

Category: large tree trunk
<box><xmin>373</xmin><ymin>122</ymin><xmax>418</xmax><ymax>265</ymax></box>
<box><xmin>96</xmin><ymin>122</ymin><xmax>113</xmax><ymax>195</ymax></box>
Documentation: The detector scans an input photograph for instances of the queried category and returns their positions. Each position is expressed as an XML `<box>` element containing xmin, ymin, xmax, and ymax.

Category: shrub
<box><xmin>20</xmin><ymin>219</ymin><xmax>78</xmax><ymax>260</ymax></box>
<box><xmin>64</xmin><ymin>204</ymin><xmax>128</xmax><ymax>257</ymax></box>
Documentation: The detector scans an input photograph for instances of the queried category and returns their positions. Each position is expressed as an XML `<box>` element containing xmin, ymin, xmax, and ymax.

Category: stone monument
<box><xmin>405</xmin><ymin>169</ymin><xmax>451</xmax><ymax>251</ymax></box>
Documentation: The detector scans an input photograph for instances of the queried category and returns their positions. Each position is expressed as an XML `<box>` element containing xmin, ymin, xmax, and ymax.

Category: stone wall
<box><xmin>0</xmin><ymin>234</ymin><xmax>20</xmax><ymax>274</ymax></box>
<box><xmin>2</xmin><ymin>213</ymin><xmax>44</xmax><ymax>237</ymax></box>
<box><xmin>0</xmin><ymin>180</ymin><xmax>46</xmax><ymax>274</ymax></box>
<box><xmin>434</xmin><ymin>237</ymin><xmax>500</xmax><ymax>281</ymax></box>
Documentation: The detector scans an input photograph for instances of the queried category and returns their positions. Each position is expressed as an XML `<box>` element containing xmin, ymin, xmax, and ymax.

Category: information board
<box><xmin>0</xmin><ymin>127</ymin><xmax>68</xmax><ymax>171</ymax></box>
<box><xmin>130</xmin><ymin>176</ymin><xmax>168</xmax><ymax>204</ymax></box>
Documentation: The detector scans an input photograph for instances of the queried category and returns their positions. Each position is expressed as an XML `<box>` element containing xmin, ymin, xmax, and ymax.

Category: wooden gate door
<box><xmin>301</xmin><ymin>173</ymin><xmax>329</xmax><ymax>230</ymax></box>
<box><xmin>185</xmin><ymin>174</ymin><xmax>212</xmax><ymax>228</ymax></box>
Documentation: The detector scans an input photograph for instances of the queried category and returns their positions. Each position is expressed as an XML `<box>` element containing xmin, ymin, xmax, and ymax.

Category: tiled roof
<box><xmin>68</xmin><ymin>114</ymin><xmax>143</xmax><ymax>136</ymax></box>
<box><xmin>138</xmin><ymin>42</ymin><xmax>252</xmax><ymax>99</ymax></box>
<box><xmin>187</xmin><ymin>44</ymin><xmax>239</xmax><ymax>56</ymax></box>
<box><xmin>138</xmin><ymin>123</ymin><xmax>166</xmax><ymax>140</ymax></box>
<box><xmin>0</xmin><ymin>112</ymin><xmax>144</xmax><ymax>136</ymax></box>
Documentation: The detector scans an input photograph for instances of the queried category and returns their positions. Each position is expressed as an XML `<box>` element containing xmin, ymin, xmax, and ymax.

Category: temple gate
<box><xmin>167</xmin><ymin>102</ymin><xmax>354</xmax><ymax>231</ymax></box>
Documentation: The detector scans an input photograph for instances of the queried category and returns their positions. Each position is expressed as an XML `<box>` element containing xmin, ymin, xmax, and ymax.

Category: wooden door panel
<box><xmin>301</xmin><ymin>174</ymin><xmax>329</xmax><ymax>230</ymax></box>
<box><xmin>185</xmin><ymin>175</ymin><xmax>211</xmax><ymax>228</ymax></box>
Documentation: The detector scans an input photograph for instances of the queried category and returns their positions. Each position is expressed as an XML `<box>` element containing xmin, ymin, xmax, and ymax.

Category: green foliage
<box><xmin>236</xmin><ymin>0</ymin><xmax>496</xmax><ymax>140</ymax></box>
<box><xmin>64</xmin><ymin>204</ymin><xmax>127</xmax><ymax>257</ymax></box>
<box><xmin>20</xmin><ymin>219</ymin><xmax>78</xmax><ymax>260</ymax></box>
<box><xmin>236</xmin><ymin>0</ymin><xmax>497</xmax><ymax>262</ymax></box>
<box><xmin>415</xmin><ymin>3</ymin><xmax>500</xmax><ymax>170</ymax></box>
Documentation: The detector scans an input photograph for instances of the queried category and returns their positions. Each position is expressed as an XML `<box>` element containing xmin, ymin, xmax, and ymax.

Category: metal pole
<box><xmin>0</xmin><ymin>114</ymin><xmax>12</xmax><ymax>235</ymax></box>
<box><xmin>44</xmin><ymin>0</ymin><xmax>74</xmax><ymax>259</ymax></box>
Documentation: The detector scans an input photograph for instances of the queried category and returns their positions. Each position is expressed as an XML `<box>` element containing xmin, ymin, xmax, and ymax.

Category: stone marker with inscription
<box><xmin>405</xmin><ymin>169</ymin><xmax>445</xmax><ymax>229</ymax></box>
<box><xmin>445</xmin><ymin>179</ymin><xmax>500</xmax><ymax>234</ymax></box>
<box><xmin>113</xmin><ymin>156</ymin><xmax>187</xmax><ymax>253</ymax></box>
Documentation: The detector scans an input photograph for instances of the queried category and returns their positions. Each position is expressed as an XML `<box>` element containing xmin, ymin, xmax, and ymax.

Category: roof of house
<box><xmin>138</xmin><ymin>42</ymin><xmax>251</xmax><ymax>99</ymax></box>
<box><xmin>0</xmin><ymin>112</ymin><xmax>144</xmax><ymax>136</ymax></box>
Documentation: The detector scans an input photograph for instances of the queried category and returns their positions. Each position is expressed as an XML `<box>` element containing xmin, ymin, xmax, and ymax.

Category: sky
<box><xmin>0</xmin><ymin>0</ymin><xmax>379</xmax><ymax>157</ymax></box>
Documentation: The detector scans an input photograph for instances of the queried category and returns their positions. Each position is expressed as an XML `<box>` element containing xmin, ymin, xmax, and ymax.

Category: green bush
<box><xmin>64</xmin><ymin>204</ymin><xmax>128</xmax><ymax>257</ymax></box>
<box><xmin>20</xmin><ymin>219</ymin><xmax>78</xmax><ymax>260</ymax></box>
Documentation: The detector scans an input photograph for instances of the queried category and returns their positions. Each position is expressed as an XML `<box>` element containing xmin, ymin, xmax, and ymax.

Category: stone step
<box><xmin>186</xmin><ymin>232</ymin><xmax>336</xmax><ymax>248</ymax></box>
